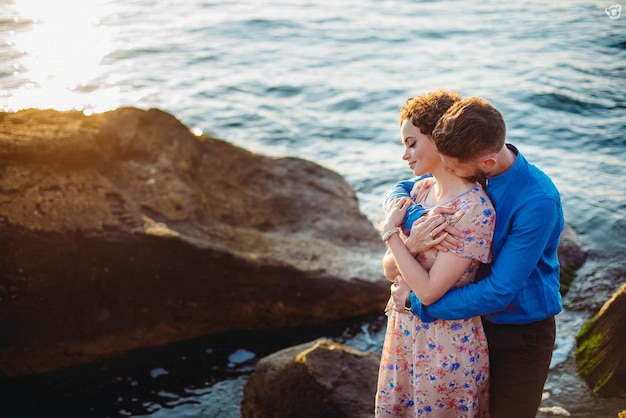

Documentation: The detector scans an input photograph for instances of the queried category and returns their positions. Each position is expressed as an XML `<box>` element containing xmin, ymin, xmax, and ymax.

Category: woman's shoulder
<box><xmin>450</xmin><ymin>185</ymin><xmax>495</xmax><ymax>225</ymax></box>
<box><xmin>411</xmin><ymin>177</ymin><xmax>436</xmax><ymax>200</ymax></box>
<box><xmin>466</xmin><ymin>184</ymin><xmax>493</xmax><ymax>207</ymax></box>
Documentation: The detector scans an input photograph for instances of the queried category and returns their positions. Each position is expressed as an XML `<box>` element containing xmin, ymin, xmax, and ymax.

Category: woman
<box><xmin>375</xmin><ymin>90</ymin><xmax>494</xmax><ymax>417</ymax></box>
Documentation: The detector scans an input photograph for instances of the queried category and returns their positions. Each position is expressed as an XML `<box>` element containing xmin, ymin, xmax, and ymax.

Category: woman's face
<box><xmin>400</xmin><ymin>119</ymin><xmax>439</xmax><ymax>177</ymax></box>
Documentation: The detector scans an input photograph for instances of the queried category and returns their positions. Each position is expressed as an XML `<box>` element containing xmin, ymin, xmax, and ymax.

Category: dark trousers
<box><xmin>482</xmin><ymin>316</ymin><xmax>556</xmax><ymax>418</ymax></box>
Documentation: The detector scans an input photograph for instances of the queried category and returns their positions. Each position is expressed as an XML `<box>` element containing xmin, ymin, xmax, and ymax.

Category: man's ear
<box><xmin>480</xmin><ymin>155</ymin><xmax>497</xmax><ymax>170</ymax></box>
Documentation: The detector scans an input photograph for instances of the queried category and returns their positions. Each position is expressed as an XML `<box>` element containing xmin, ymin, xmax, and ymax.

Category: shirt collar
<box><xmin>487</xmin><ymin>144</ymin><xmax>524</xmax><ymax>189</ymax></box>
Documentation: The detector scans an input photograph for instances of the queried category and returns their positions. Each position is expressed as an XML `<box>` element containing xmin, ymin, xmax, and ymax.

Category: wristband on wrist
<box><xmin>381</xmin><ymin>227</ymin><xmax>401</xmax><ymax>243</ymax></box>
<box><xmin>404</xmin><ymin>292</ymin><xmax>413</xmax><ymax>312</ymax></box>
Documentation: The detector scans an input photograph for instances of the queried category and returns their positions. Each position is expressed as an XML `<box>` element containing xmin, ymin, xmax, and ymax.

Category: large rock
<box><xmin>575</xmin><ymin>282</ymin><xmax>626</xmax><ymax>397</ymax></box>
<box><xmin>241</xmin><ymin>339</ymin><xmax>380</xmax><ymax>418</ymax></box>
<box><xmin>0</xmin><ymin>108</ymin><xmax>389</xmax><ymax>378</ymax></box>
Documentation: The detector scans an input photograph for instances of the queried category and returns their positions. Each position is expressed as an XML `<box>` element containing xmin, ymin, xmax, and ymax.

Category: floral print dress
<box><xmin>376</xmin><ymin>179</ymin><xmax>495</xmax><ymax>418</ymax></box>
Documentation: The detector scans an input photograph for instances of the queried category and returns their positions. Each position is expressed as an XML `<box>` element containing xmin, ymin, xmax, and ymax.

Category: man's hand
<box><xmin>390</xmin><ymin>275</ymin><xmax>412</xmax><ymax>313</ymax></box>
<box><xmin>405</xmin><ymin>207</ymin><xmax>465</xmax><ymax>254</ymax></box>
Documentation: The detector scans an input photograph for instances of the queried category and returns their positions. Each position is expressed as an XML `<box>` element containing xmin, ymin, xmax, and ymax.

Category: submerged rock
<box><xmin>0</xmin><ymin>107</ymin><xmax>389</xmax><ymax>378</ymax></box>
<box><xmin>575</xmin><ymin>282</ymin><xmax>626</xmax><ymax>397</ymax></box>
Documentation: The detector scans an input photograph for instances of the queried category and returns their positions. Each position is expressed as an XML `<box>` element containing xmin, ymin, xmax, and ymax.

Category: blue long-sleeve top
<box><xmin>385</xmin><ymin>145</ymin><xmax>564</xmax><ymax>324</ymax></box>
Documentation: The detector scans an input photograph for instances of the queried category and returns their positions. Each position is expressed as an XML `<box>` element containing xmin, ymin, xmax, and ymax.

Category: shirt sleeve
<box><xmin>383</xmin><ymin>176</ymin><xmax>429</xmax><ymax>235</ymax></box>
<box><xmin>410</xmin><ymin>197</ymin><xmax>561</xmax><ymax>322</ymax></box>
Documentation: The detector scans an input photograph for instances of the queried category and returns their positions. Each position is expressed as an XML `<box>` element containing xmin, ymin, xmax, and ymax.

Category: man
<box><xmin>384</xmin><ymin>96</ymin><xmax>564</xmax><ymax>418</ymax></box>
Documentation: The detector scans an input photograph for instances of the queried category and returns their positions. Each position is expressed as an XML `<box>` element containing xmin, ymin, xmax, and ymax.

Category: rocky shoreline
<box><xmin>1</xmin><ymin>107</ymin><xmax>624</xmax><ymax>416</ymax></box>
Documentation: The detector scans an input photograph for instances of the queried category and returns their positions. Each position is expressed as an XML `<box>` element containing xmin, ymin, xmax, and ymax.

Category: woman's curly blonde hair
<box><xmin>399</xmin><ymin>89</ymin><xmax>462</xmax><ymax>136</ymax></box>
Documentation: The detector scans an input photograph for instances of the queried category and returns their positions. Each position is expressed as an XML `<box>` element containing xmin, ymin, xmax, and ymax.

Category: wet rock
<box><xmin>538</xmin><ymin>405</ymin><xmax>571</xmax><ymax>416</ymax></box>
<box><xmin>575</xmin><ymin>283</ymin><xmax>626</xmax><ymax>397</ymax></box>
<box><xmin>557</xmin><ymin>223</ymin><xmax>586</xmax><ymax>295</ymax></box>
<box><xmin>240</xmin><ymin>339</ymin><xmax>379</xmax><ymax>418</ymax></box>
<box><xmin>562</xmin><ymin>259</ymin><xmax>626</xmax><ymax>313</ymax></box>
<box><xmin>0</xmin><ymin>108</ymin><xmax>389</xmax><ymax>378</ymax></box>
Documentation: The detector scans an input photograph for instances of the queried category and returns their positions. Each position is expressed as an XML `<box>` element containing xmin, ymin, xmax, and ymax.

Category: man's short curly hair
<box><xmin>399</xmin><ymin>90</ymin><xmax>462</xmax><ymax>136</ymax></box>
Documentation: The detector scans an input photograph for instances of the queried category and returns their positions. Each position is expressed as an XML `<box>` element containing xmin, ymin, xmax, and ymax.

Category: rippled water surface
<box><xmin>1</xmin><ymin>0</ymin><xmax>625</xmax><ymax>416</ymax></box>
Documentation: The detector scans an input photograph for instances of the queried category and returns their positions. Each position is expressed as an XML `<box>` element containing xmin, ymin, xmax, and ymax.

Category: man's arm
<box><xmin>409</xmin><ymin>198</ymin><xmax>561</xmax><ymax>322</ymax></box>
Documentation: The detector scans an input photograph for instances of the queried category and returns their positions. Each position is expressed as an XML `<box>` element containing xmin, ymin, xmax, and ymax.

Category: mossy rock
<box><xmin>575</xmin><ymin>283</ymin><xmax>626</xmax><ymax>397</ymax></box>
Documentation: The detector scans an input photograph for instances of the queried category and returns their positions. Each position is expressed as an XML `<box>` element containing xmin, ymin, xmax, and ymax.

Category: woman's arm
<box><xmin>385</xmin><ymin>232</ymin><xmax>473</xmax><ymax>305</ymax></box>
<box><xmin>383</xmin><ymin>198</ymin><xmax>473</xmax><ymax>305</ymax></box>
<box><xmin>382</xmin><ymin>207</ymin><xmax>460</xmax><ymax>283</ymax></box>
<box><xmin>382</xmin><ymin>249</ymin><xmax>399</xmax><ymax>282</ymax></box>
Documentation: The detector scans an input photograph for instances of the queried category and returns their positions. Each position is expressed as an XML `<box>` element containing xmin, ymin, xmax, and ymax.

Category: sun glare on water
<box><xmin>5</xmin><ymin>0</ymin><xmax>120</xmax><ymax>113</ymax></box>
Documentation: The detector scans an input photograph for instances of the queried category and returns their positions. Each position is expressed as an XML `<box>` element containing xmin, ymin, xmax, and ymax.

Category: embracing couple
<box><xmin>375</xmin><ymin>90</ymin><xmax>564</xmax><ymax>418</ymax></box>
